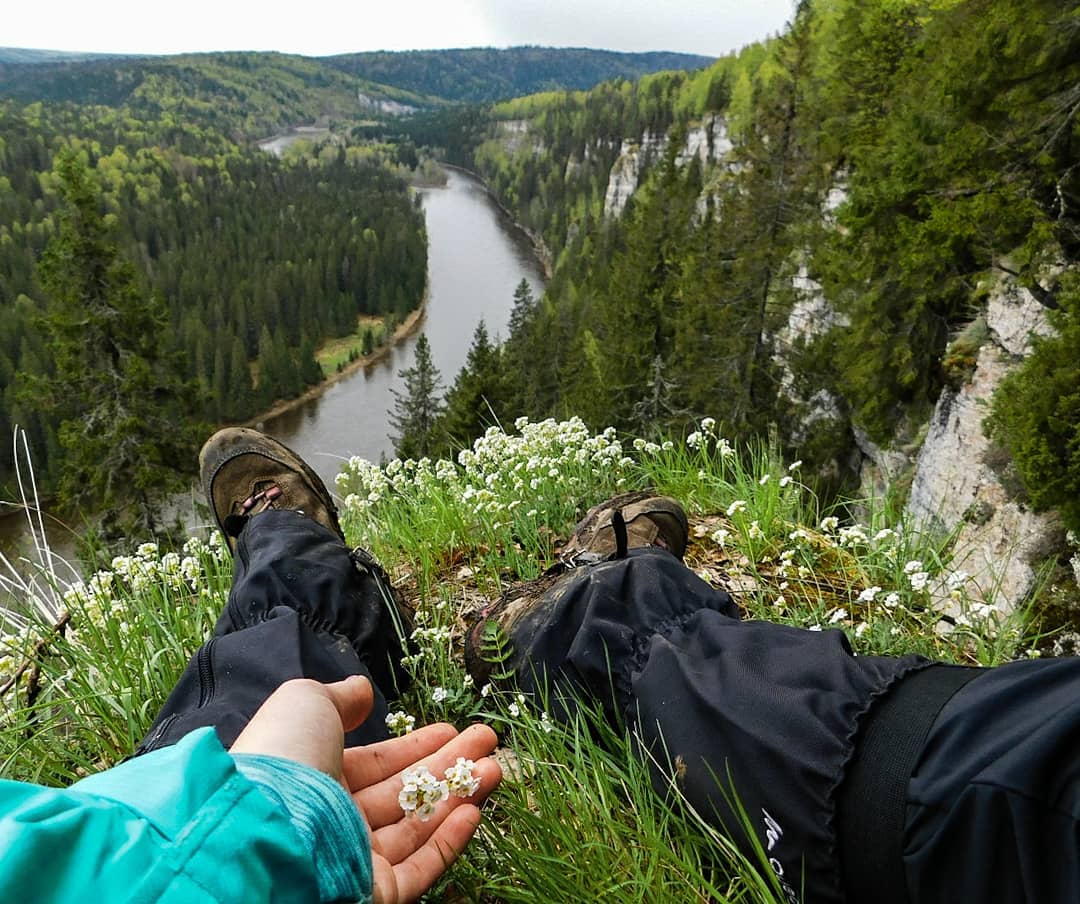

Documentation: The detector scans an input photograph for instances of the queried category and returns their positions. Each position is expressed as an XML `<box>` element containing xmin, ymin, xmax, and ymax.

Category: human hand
<box><xmin>231</xmin><ymin>676</ymin><xmax>501</xmax><ymax>904</ymax></box>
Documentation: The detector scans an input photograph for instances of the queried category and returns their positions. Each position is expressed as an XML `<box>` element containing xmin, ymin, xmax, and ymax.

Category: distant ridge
<box><xmin>321</xmin><ymin>46</ymin><xmax>715</xmax><ymax>104</ymax></box>
<box><xmin>0</xmin><ymin>47</ymin><xmax>131</xmax><ymax>64</ymax></box>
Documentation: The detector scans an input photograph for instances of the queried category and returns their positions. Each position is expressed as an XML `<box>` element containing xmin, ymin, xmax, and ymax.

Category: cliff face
<box><xmin>602</xmin><ymin>115</ymin><xmax>733</xmax><ymax>218</ymax></box>
<box><xmin>903</xmin><ymin>281</ymin><xmax>1062</xmax><ymax>611</ymax></box>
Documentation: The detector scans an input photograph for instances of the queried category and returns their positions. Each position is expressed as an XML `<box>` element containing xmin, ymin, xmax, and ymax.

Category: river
<box><xmin>0</xmin><ymin>165</ymin><xmax>546</xmax><ymax>573</ymax></box>
<box><xmin>259</xmin><ymin>165</ymin><xmax>546</xmax><ymax>489</ymax></box>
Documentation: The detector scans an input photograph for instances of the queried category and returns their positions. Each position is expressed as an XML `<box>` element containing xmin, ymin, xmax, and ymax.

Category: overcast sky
<box><xmin>5</xmin><ymin>1</ymin><xmax>795</xmax><ymax>58</ymax></box>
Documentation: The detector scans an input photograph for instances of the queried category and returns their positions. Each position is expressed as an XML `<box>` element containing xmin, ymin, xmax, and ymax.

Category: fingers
<box><xmin>388</xmin><ymin>805</ymin><xmax>484</xmax><ymax>903</ymax></box>
<box><xmin>355</xmin><ymin>724</ymin><xmax>499</xmax><ymax>829</ymax></box>
<box><xmin>343</xmin><ymin>722</ymin><xmax>460</xmax><ymax>790</ymax></box>
<box><xmin>322</xmin><ymin>674</ymin><xmax>374</xmax><ymax>732</ymax></box>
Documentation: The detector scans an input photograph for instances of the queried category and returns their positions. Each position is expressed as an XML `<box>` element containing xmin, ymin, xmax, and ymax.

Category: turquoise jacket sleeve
<box><xmin>0</xmin><ymin>727</ymin><xmax>372</xmax><ymax>903</ymax></box>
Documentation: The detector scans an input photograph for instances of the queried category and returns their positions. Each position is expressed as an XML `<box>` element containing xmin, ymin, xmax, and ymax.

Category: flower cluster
<box><xmin>444</xmin><ymin>757</ymin><xmax>482</xmax><ymax>798</ymax></box>
<box><xmin>398</xmin><ymin>758</ymin><xmax>482</xmax><ymax>820</ymax></box>
<box><xmin>904</xmin><ymin>559</ymin><xmax>931</xmax><ymax>593</ymax></box>
<box><xmin>398</xmin><ymin>766</ymin><xmax>449</xmax><ymax>821</ymax></box>
<box><xmin>57</xmin><ymin>534</ymin><xmax>228</xmax><ymax>644</ymax></box>
<box><xmin>336</xmin><ymin>418</ymin><xmax>633</xmax><ymax>539</ymax></box>
<box><xmin>385</xmin><ymin>710</ymin><xmax>416</xmax><ymax>736</ymax></box>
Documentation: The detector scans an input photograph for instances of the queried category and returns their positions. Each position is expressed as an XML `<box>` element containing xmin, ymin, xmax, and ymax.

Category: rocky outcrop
<box><xmin>855</xmin><ymin>426</ymin><xmax>913</xmax><ymax>503</ymax></box>
<box><xmin>986</xmin><ymin>279</ymin><xmax>1055</xmax><ymax>356</ymax></box>
<box><xmin>498</xmin><ymin>120</ymin><xmax>544</xmax><ymax>156</ymax></box>
<box><xmin>603</xmin><ymin>131</ymin><xmax>667</xmax><ymax>218</ymax></box>
<box><xmin>904</xmin><ymin>278</ymin><xmax>1061</xmax><ymax>611</ymax></box>
<box><xmin>603</xmin><ymin>115</ymin><xmax>735</xmax><ymax>218</ymax></box>
<box><xmin>356</xmin><ymin>92</ymin><xmax>416</xmax><ymax>117</ymax></box>
<box><xmin>775</xmin><ymin>266</ymin><xmax>850</xmax><ymax>444</ymax></box>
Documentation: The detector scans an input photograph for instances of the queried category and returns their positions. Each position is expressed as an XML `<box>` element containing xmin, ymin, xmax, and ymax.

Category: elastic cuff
<box><xmin>234</xmin><ymin>754</ymin><xmax>373</xmax><ymax>903</ymax></box>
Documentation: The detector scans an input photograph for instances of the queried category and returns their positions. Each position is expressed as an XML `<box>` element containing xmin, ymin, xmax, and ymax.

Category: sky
<box><xmin>4</xmin><ymin>0</ymin><xmax>795</xmax><ymax>59</ymax></box>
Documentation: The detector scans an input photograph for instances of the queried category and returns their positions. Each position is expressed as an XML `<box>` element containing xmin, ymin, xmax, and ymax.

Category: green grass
<box><xmin>0</xmin><ymin>416</ymin><xmax>1042</xmax><ymax>901</ymax></box>
<box><xmin>316</xmin><ymin>317</ymin><xmax>390</xmax><ymax>373</ymax></box>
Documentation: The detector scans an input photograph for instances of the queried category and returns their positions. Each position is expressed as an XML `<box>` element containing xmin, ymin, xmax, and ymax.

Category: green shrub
<box><xmin>987</xmin><ymin>274</ymin><xmax>1080</xmax><ymax>532</ymax></box>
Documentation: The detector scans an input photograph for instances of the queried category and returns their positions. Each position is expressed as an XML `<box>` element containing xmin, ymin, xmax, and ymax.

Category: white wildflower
<box><xmin>857</xmin><ymin>586</ymin><xmax>881</xmax><ymax>603</ymax></box>
<box><xmin>385</xmin><ymin>711</ymin><xmax>416</xmax><ymax>736</ymax></box>
<box><xmin>947</xmin><ymin>571</ymin><xmax>970</xmax><ymax>591</ymax></box>
<box><xmin>399</xmin><ymin>766</ymin><xmax>449</xmax><ymax>821</ymax></box>
<box><xmin>819</xmin><ymin>516</ymin><xmax>839</xmax><ymax>533</ymax></box>
<box><xmin>838</xmin><ymin>525</ymin><xmax>868</xmax><ymax>547</ymax></box>
<box><xmin>431</xmin><ymin>686</ymin><xmax>449</xmax><ymax>704</ymax></box>
<box><xmin>444</xmin><ymin>757</ymin><xmax>481</xmax><ymax>798</ymax></box>
<box><xmin>726</xmin><ymin>500</ymin><xmax>747</xmax><ymax>517</ymax></box>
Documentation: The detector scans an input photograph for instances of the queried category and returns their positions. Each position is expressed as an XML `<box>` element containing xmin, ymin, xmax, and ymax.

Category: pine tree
<box><xmin>438</xmin><ymin>320</ymin><xmax>505</xmax><ymax>453</ymax></box>
<box><xmin>31</xmin><ymin>152</ymin><xmax>201</xmax><ymax>536</ymax></box>
<box><xmin>388</xmin><ymin>334</ymin><xmax>445</xmax><ymax>459</ymax></box>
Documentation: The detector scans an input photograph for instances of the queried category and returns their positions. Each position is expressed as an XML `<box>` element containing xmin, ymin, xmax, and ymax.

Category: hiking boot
<box><xmin>200</xmin><ymin>427</ymin><xmax>343</xmax><ymax>551</ymax></box>
<box><xmin>463</xmin><ymin>492</ymin><xmax>689</xmax><ymax>684</ymax></box>
<box><xmin>560</xmin><ymin>491</ymin><xmax>689</xmax><ymax>564</ymax></box>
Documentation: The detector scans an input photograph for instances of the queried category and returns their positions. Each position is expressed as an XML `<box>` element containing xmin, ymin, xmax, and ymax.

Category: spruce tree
<box><xmin>32</xmin><ymin>152</ymin><xmax>201</xmax><ymax>536</ymax></box>
<box><xmin>388</xmin><ymin>334</ymin><xmax>445</xmax><ymax>460</ymax></box>
<box><xmin>438</xmin><ymin>320</ymin><xmax>505</xmax><ymax>453</ymax></box>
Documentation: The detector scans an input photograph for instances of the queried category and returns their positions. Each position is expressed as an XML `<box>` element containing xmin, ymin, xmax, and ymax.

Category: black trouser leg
<box><xmin>506</xmin><ymin>547</ymin><xmax>924</xmax><ymax>904</ymax></box>
<box><xmin>137</xmin><ymin>510</ymin><xmax>408</xmax><ymax>753</ymax></box>
<box><xmin>902</xmin><ymin>657</ymin><xmax>1080</xmax><ymax>904</ymax></box>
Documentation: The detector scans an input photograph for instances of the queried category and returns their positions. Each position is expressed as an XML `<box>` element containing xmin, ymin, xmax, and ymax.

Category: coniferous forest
<box><xmin>0</xmin><ymin>98</ymin><xmax>427</xmax><ymax>517</ymax></box>
<box><xmin>0</xmin><ymin>48</ymin><xmax>706</xmax><ymax>529</ymax></box>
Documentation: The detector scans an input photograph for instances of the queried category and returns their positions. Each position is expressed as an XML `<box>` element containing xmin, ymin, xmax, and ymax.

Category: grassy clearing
<box><xmin>316</xmin><ymin>316</ymin><xmax>391</xmax><ymax>373</ymax></box>
<box><xmin>0</xmin><ymin>417</ymin><xmax>1041</xmax><ymax>900</ymax></box>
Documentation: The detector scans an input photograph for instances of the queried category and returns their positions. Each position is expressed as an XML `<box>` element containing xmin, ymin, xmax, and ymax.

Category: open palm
<box><xmin>232</xmin><ymin>675</ymin><xmax>501</xmax><ymax>904</ymax></box>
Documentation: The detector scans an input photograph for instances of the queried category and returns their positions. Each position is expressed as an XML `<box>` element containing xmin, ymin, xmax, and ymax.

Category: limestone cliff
<box><xmin>602</xmin><ymin>115</ymin><xmax>734</xmax><ymax>218</ymax></box>
<box><xmin>903</xmin><ymin>280</ymin><xmax>1063</xmax><ymax>612</ymax></box>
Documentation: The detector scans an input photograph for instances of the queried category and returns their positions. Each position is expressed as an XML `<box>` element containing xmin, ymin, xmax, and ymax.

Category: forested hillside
<box><xmin>0</xmin><ymin>83</ymin><xmax>426</xmax><ymax>520</ymax></box>
<box><xmin>0</xmin><ymin>53</ymin><xmax>432</xmax><ymax>139</ymax></box>
<box><xmin>322</xmin><ymin>46</ymin><xmax>714</xmax><ymax>104</ymax></box>
<box><xmin>408</xmin><ymin>0</ymin><xmax>1080</xmax><ymax>531</ymax></box>
<box><xmin>0</xmin><ymin>48</ymin><xmax>124</xmax><ymax>65</ymax></box>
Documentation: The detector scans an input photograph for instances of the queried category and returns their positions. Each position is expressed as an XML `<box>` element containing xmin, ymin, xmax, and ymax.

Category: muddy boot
<box><xmin>200</xmin><ymin>426</ymin><xmax>413</xmax><ymax>645</ymax></box>
<box><xmin>464</xmin><ymin>492</ymin><xmax>689</xmax><ymax>685</ymax></box>
<box><xmin>200</xmin><ymin>426</ymin><xmax>345</xmax><ymax>551</ymax></box>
